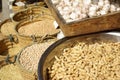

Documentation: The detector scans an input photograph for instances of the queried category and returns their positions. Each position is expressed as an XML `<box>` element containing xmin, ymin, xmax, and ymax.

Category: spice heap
<box><xmin>52</xmin><ymin>0</ymin><xmax>120</xmax><ymax>23</ymax></box>
<box><xmin>18</xmin><ymin>20</ymin><xmax>59</xmax><ymax>37</ymax></box>
<box><xmin>19</xmin><ymin>41</ymin><xmax>54</xmax><ymax>72</ymax></box>
<box><xmin>48</xmin><ymin>41</ymin><xmax>120</xmax><ymax>80</ymax></box>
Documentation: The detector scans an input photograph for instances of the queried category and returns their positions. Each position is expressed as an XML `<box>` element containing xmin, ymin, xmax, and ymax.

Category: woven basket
<box><xmin>0</xmin><ymin>33</ymin><xmax>12</xmax><ymax>55</ymax></box>
<box><xmin>0</xmin><ymin>19</ymin><xmax>11</xmax><ymax>33</ymax></box>
<box><xmin>12</xmin><ymin>6</ymin><xmax>54</xmax><ymax>22</ymax></box>
<box><xmin>16</xmin><ymin>44</ymin><xmax>36</xmax><ymax>80</ymax></box>
<box><xmin>14</xmin><ymin>18</ymin><xmax>59</xmax><ymax>44</ymax></box>
<box><xmin>16</xmin><ymin>40</ymin><xmax>56</xmax><ymax>80</ymax></box>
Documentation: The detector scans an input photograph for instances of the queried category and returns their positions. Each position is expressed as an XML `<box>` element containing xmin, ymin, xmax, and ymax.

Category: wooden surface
<box><xmin>45</xmin><ymin>0</ymin><xmax>120</xmax><ymax>37</ymax></box>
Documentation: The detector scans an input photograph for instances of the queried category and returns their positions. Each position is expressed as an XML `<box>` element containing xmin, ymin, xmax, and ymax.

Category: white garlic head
<box><xmin>88</xmin><ymin>11</ymin><xmax>97</xmax><ymax>17</ymax></box>
<box><xmin>83</xmin><ymin>0</ymin><xmax>91</xmax><ymax>6</ymax></box>
<box><xmin>98</xmin><ymin>1</ymin><xmax>104</xmax><ymax>9</ymax></box>
<box><xmin>70</xmin><ymin>12</ymin><xmax>79</xmax><ymax>20</ymax></box>
<box><xmin>102</xmin><ymin>4</ymin><xmax>110</xmax><ymax>12</ymax></box>
<box><xmin>110</xmin><ymin>4</ymin><xmax>117</xmax><ymax>12</ymax></box>
<box><xmin>100</xmin><ymin>10</ymin><xmax>107</xmax><ymax>15</ymax></box>
<box><xmin>52</xmin><ymin>0</ymin><xmax>120</xmax><ymax>23</ymax></box>
<box><xmin>51</xmin><ymin>0</ymin><xmax>60</xmax><ymax>4</ymax></box>
<box><xmin>89</xmin><ymin>6</ymin><xmax>97</xmax><ymax>12</ymax></box>
<box><xmin>117</xmin><ymin>8</ymin><xmax>120</xmax><ymax>11</ymax></box>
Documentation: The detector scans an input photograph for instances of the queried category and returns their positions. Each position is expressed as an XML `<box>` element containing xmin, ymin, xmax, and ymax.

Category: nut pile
<box><xmin>48</xmin><ymin>41</ymin><xmax>120</xmax><ymax>80</ymax></box>
<box><xmin>52</xmin><ymin>0</ymin><xmax>120</xmax><ymax>23</ymax></box>
<box><xmin>19</xmin><ymin>41</ymin><xmax>54</xmax><ymax>72</ymax></box>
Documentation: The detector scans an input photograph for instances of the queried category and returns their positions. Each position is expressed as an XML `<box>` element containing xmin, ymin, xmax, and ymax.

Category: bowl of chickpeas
<box><xmin>38</xmin><ymin>31</ymin><xmax>120</xmax><ymax>80</ymax></box>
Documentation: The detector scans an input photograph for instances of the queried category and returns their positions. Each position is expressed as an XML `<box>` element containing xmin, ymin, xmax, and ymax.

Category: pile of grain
<box><xmin>19</xmin><ymin>41</ymin><xmax>55</xmax><ymax>72</ymax></box>
<box><xmin>1</xmin><ymin>22</ymin><xmax>16</xmax><ymax>36</ymax></box>
<box><xmin>48</xmin><ymin>41</ymin><xmax>120</xmax><ymax>80</ymax></box>
<box><xmin>0</xmin><ymin>64</ymin><xmax>23</xmax><ymax>80</ymax></box>
<box><xmin>18</xmin><ymin>20</ymin><xmax>59</xmax><ymax>37</ymax></box>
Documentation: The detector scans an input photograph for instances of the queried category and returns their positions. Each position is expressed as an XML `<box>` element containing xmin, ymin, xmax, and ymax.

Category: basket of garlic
<box><xmin>45</xmin><ymin>0</ymin><xmax>120</xmax><ymax>37</ymax></box>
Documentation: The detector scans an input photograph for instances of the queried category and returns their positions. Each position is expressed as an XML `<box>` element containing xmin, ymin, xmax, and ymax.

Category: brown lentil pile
<box><xmin>48</xmin><ymin>41</ymin><xmax>120</xmax><ymax>80</ymax></box>
<box><xmin>18</xmin><ymin>20</ymin><xmax>59</xmax><ymax>36</ymax></box>
<box><xmin>19</xmin><ymin>41</ymin><xmax>54</xmax><ymax>72</ymax></box>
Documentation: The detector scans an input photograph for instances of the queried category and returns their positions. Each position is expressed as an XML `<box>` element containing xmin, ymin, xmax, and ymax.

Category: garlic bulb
<box><xmin>89</xmin><ymin>5</ymin><xmax>98</xmax><ymax>12</ymax></box>
<box><xmin>100</xmin><ymin>10</ymin><xmax>107</xmax><ymax>15</ymax></box>
<box><xmin>102</xmin><ymin>4</ymin><xmax>110</xmax><ymax>12</ymax></box>
<box><xmin>82</xmin><ymin>7</ymin><xmax>88</xmax><ymax>14</ymax></box>
<box><xmin>98</xmin><ymin>1</ymin><xmax>104</xmax><ymax>8</ymax></box>
<box><xmin>52</xmin><ymin>0</ymin><xmax>120</xmax><ymax>23</ymax></box>
<box><xmin>63</xmin><ymin>15</ymin><xmax>70</xmax><ymax>20</ymax></box>
<box><xmin>81</xmin><ymin>14</ymin><xmax>88</xmax><ymax>18</ymax></box>
<box><xmin>75</xmin><ymin>9</ymin><xmax>81</xmax><ymax>15</ymax></box>
<box><xmin>104</xmin><ymin>0</ymin><xmax>110</xmax><ymax>4</ymax></box>
<box><xmin>110</xmin><ymin>4</ymin><xmax>117</xmax><ymax>12</ymax></box>
<box><xmin>64</xmin><ymin>0</ymin><xmax>71</xmax><ymax>6</ymax></box>
<box><xmin>57</xmin><ymin>6</ymin><xmax>63</xmax><ymax>11</ymax></box>
<box><xmin>63</xmin><ymin>6</ymin><xmax>69</xmax><ymax>11</ymax></box>
<box><xmin>117</xmin><ymin>8</ymin><xmax>120</xmax><ymax>11</ymax></box>
<box><xmin>59</xmin><ymin>10</ymin><xmax>64</xmax><ymax>16</ymax></box>
<box><xmin>72</xmin><ymin>1</ymin><xmax>79</xmax><ymax>7</ymax></box>
<box><xmin>70</xmin><ymin>12</ymin><xmax>78</xmax><ymax>20</ymax></box>
<box><xmin>88</xmin><ymin>11</ymin><xmax>97</xmax><ymax>17</ymax></box>
<box><xmin>51</xmin><ymin>0</ymin><xmax>60</xmax><ymax>4</ymax></box>
<box><xmin>83</xmin><ymin>0</ymin><xmax>91</xmax><ymax>6</ymax></box>
<box><xmin>97</xmin><ymin>11</ymin><xmax>101</xmax><ymax>16</ymax></box>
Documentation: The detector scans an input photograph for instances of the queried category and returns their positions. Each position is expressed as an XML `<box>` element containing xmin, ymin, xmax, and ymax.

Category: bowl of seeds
<box><xmin>17</xmin><ymin>40</ymin><xmax>56</xmax><ymax>79</ymax></box>
<box><xmin>15</xmin><ymin>18</ymin><xmax>60</xmax><ymax>42</ymax></box>
<box><xmin>38</xmin><ymin>31</ymin><xmax>120</xmax><ymax>80</ymax></box>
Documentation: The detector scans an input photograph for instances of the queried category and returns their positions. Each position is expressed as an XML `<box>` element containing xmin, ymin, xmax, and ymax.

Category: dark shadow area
<box><xmin>0</xmin><ymin>0</ymin><xmax>2</xmax><ymax>12</ymax></box>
